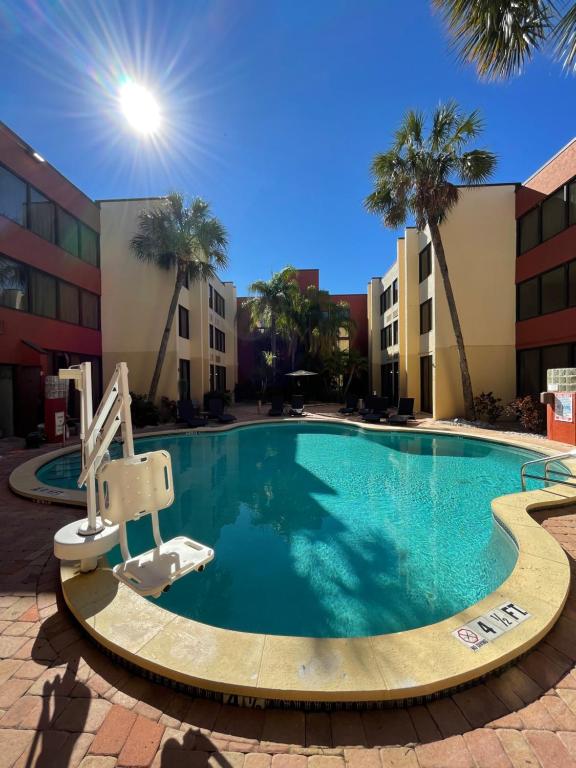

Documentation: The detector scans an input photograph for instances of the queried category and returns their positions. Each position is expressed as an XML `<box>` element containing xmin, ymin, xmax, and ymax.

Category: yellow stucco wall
<box><xmin>430</xmin><ymin>185</ymin><xmax>517</xmax><ymax>419</ymax></box>
<box><xmin>99</xmin><ymin>198</ymin><xmax>237</xmax><ymax>404</ymax></box>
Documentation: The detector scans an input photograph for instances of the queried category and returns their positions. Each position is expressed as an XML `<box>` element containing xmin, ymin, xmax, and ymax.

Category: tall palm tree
<box><xmin>130</xmin><ymin>193</ymin><xmax>228</xmax><ymax>402</ymax></box>
<box><xmin>365</xmin><ymin>102</ymin><xmax>497</xmax><ymax>420</ymax></box>
<box><xmin>244</xmin><ymin>266</ymin><xmax>299</xmax><ymax>381</ymax></box>
<box><xmin>434</xmin><ymin>0</ymin><xmax>576</xmax><ymax>79</ymax></box>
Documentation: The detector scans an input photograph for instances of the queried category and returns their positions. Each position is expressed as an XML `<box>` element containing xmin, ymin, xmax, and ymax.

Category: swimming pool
<box><xmin>38</xmin><ymin>423</ymin><xmax>541</xmax><ymax>638</ymax></box>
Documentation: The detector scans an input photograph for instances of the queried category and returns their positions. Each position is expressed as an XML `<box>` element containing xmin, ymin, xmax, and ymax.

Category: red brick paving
<box><xmin>2</xmin><ymin>441</ymin><xmax>576</xmax><ymax>766</ymax></box>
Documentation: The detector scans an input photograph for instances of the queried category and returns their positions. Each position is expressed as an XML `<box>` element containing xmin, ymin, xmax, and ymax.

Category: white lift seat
<box><xmin>98</xmin><ymin>450</ymin><xmax>214</xmax><ymax>598</ymax></box>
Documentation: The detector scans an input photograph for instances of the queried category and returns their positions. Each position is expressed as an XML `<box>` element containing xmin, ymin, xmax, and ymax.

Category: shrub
<box><xmin>473</xmin><ymin>391</ymin><xmax>504</xmax><ymax>423</ymax></box>
<box><xmin>159</xmin><ymin>397</ymin><xmax>177</xmax><ymax>423</ymax></box>
<box><xmin>505</xmin><ymin>395</ymin><xmax>546</xmax><ymax>434</ymax></box>
<box><xmin>203</xmin><ymin>390</ymin><xmax>232</xmax><ymax>409</ymax></box>
<box><xmin>130</xmin><ymin>393</ymin><xmax>160</xmax><ymax>428</ymax></box>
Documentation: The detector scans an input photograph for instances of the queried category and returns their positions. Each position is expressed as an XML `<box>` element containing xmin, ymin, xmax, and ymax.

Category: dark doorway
<box><xmin>14</xmin><ymin>365</ymin><xmax>42</xmax><ymax>436</ymax></box>
<box><xmin>381</xmin><ymin>361</ymin><xmax>399</xmax><ymax>405</ymax></box>
<box><xmin>420</xmin><ymin>354</ymin><xmax>433</xmax><ymax>414</ymax></box>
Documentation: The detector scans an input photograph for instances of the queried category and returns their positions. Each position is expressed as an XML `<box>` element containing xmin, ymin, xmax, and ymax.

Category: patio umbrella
<box><xmin>285</xmin><ymin>370</ymin><xmax>318</xmax><ymax>389</ymax></box>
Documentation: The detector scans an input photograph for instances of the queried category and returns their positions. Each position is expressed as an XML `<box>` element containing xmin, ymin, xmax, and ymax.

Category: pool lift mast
<box><xmin>53</xmin><ymin>362</ymin><xmax>213</xmax><ymax>598</ymax></box>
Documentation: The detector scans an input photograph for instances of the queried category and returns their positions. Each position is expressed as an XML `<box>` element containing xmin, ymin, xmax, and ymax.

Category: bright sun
<box><xmin>119</xmin><ymin>82</ymin><xmax>161</xmax><ymax>135</ymax></box>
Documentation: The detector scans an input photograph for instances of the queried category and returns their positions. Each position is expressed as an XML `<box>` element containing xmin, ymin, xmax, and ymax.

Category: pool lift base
<box><xmin>52</xmin><ymin>362</ymin><xmax>213</xmax><ymax>595</ymax></box>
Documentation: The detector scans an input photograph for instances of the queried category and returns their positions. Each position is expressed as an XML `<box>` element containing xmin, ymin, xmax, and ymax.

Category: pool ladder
<box><xmin>520</xmin><ymin>449</ymin><xmax>576</xmax><ymax>491</ymax></box>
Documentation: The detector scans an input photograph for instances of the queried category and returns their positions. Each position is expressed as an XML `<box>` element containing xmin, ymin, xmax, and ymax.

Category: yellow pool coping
<box><xmin>11</xmin><ymin>419</ymin><xmax>576</xmax><ymax>703</ymax></box>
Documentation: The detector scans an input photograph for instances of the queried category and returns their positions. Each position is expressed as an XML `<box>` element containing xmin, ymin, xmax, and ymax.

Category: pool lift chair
<box><xmin>53</xmin><ymin>362</ymin><xmax>213</xmax><ymax>598</ymax></box>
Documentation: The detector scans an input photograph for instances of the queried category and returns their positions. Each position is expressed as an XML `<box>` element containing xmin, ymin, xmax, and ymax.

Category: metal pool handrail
<box><xmin>520</xmin><ymin>449</ymin><xmax>576</xmax><ymax>491</ymax></box>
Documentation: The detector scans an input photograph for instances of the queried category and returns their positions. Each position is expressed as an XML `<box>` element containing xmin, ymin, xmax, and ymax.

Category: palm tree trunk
<box><xmin>270</xmin><ymin>317</ymin><xmax>277</xmax><ymax>383</ymax></box>
<box><xmin>429</xmin><ymin>222</ymin><xmax>476</xmax><ymax>420</ymax></box>
<box><xmin>343</xmin><ymin>365</ymin><xmax>356</xmax><ymax>397</ymax></box>
<box><xmin>148</xmin><ymin>265</ymin><xmax>186</xmax><ymax>402</ymax></box>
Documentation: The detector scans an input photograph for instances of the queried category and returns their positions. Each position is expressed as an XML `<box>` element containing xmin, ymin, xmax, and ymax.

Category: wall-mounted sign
<box><xmin>452</xmin><ymin>602</ymin><xmax>531</xmax><ymax>651</ymax></box>
<box><xmin>555</xmin><ymin>394</ymin><xmax>574</xmax><ymax>423</ymax></box>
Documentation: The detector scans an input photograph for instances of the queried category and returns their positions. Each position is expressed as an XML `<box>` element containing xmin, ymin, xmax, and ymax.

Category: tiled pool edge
<box><xmin>36</xmin><ymin>422</ymin><xmax>571</xmax><ymax>705</ymax></box>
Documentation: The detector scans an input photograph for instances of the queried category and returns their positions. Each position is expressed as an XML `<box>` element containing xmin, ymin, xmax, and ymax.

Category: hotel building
<box><xmin>98</xmin><ymin>197</ymin><xmax>237</xmax><ymax>404</ymax></box>
<box><xmin>368</xmin><ymin>184</ymin><xmax>518</xmax><ymax>418</ymax></box>
<box><xmin>516</xmin><ymin>139</ymin><xmax>576</xmax><ymax>395</ymax></box>
<box><xmin>0</xmin><ymin>122</ymin><xmax>101</xmax><ymax>437</ymax></box>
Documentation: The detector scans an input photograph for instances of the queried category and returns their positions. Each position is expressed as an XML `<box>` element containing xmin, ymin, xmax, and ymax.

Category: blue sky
<box><xmin>1</xmin><ymin>0</ymin><xmax>575</xmax><ymax>295</ymax></box>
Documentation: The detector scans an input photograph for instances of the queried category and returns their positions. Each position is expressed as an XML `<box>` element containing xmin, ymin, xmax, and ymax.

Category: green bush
<box><xmin>473</xmin><ymin>391</ymin><xmax>503</xmax><ymax>423</ymax></box>
<box><xmin>505</xmin><ymin>395</ymin><xmax>546</xmax><ymax>434</ymax></box>
<box><xmin>130</xmin><ymin>393</ymin><xmax>160</xmax><ymax>428</ymax></box>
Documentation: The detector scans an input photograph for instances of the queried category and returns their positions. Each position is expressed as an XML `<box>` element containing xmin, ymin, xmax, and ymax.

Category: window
<box><xmin>0</xmin><ymin>165</ymin><xmax>99</xmax><ymax>264</ymax></box>
<box><xmin>30</xmin><ymin>270</ymin><xmax>57</xmax><ymax>318</ymax></box>
<box><xmin>518</xmin><ymin>348</ymin><xmax>541</xmax><ymax>396</ymax></box>
<box><xmin>0</xmin><ymin>255</ymin><xmax>28</xmax><ymax>311</ymax></box>
<box><xmin>214</xmin><ymin>365</ymin><xmax>226</xmax><ymax>393</ymax></box>
<box><xmin>209</xmin><ymin>323</ymin><xmax>214</xmax><ymax>348</ymax></box>
<box><xmin>58</xmin><ymin>282</ymin><xmax>80</xmax><ymax>324</ymax></box>
<box><xmin>79</xmin><ymin>224</ymin><xmax>98</xmax><ymax>266</ymax></box>
<box><xmin>541</xmin><ymin>266</ymin><xmax>566</xmax><ymax>315</ymax></box>
<box><xmin>214</xmin><ymin>290</ymin><xmax>225</xmax><ymax>318</ymax></box>
<box><xmin>381</xmin><ymin>286</ymin><xmax>392</xmax><ymax>314</ymax></box>
<box><xmin>183</xmin><ymin>270</ymin><xmax>189</xmax><ymax>289</ymax></box>
<box><xmin>209</xmin><ymin>284</ymin><xmax>213</xmax><ymax>309</ymax></box>
<box><xmin>517</xmin><ymin>277</ymin><xmax>539</xmax><ymax>320</ymax></box>
<box><xmin>542</xmin><ymin>188</ymin><xmax>566</xmax><ymax>242</ymax></box>
<box><xmin>178</xmin><ymin>359</ymin><xmax>191</xmax><ymax>400</ymax></box>
<box><xmin>393</xmin><ymin>320</ymin><xmax>398</xmax><ymax>345</ymax></box>
<box><xmin>382</xmin><ymin>324</ymin><xmax>393</xmax><ymax>348</ymax></box>
<box><xmin>57</xmin><ymin>208</ymin><xmax>79</xmax><ymax>257</ymax></box>
<box><xmin>0</xmin><ymin>166</ymin><xmax>26</xmax><ymax>226</ymax></box>
<box><xmin>570</xmin><ymin>261</ymin><xmax>576</xmax><ymax>307</ymax></box>
<box><xmin>178</xmin><ymin>305</ymin><xmax>189</xmax><ymax>338</ymax></box>
<box><xmin>214</xmin><ymin>327</ymin><xmax>225</xmax><ymax>352</ymax></box>
<box><xmin>419</xmin><ymin>244</ymin><xmax>432</xmax><ymax>282</ymax></box>
<box><xmin>569</xmin><ymin>181</ymin><xmax>576</xmax><ymax>226</ymax></box>
<box><xmin>80</xmin><ymin>291</ymin><xmax>99</xmax><ymax>329</ymax></box>
<box><xmin>29</xmin><ymin>188</ymin><xmax>55</xmax><ymax>243</ymax></box>
<box><xmin>209</xmin><ymin>364</ymin><xmax>214</xmax><ymax>391</ymax></box>
<box><xmin>420</xmin><ymin>299</ymin><xmax>432</xmax><ymax>334</ymax></box>
<box><xmin>392</xmin><ymin>279</ymin><xmax>398</xmax><ymax>305</ymax></box>
<box><xmin>519</xmin><ymin>208</ymin><xmax>540</xmax><ymax>254</ymax></box>
<box><xmin>380</xmin><ymin>328</ymin><xmax>385</xmax><ymax>350</ymax></box>
<box><xmin>518</xmin><ymin>344</ymin><xmax>576</xmax><ymax>395</ymax></box>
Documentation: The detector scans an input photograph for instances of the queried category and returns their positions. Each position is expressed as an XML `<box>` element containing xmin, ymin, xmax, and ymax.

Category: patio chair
<box><xmin>339</xmin><ymin>394</ymin><xmax>359</xmax><ymax>414</ymax></box>
<box><xmin>387</xmin><ymin>398</ymin><xmax>415</xmax><ymax>426</ymax></box>
<box><xmin>178</xmin><ymin>400</ymin><xmax>207</xmax><ymax>428</ymax></box>
<box><xmin>289</xmin><ymin>394</ymin><xmax>305</xmax><ymax>416</ymax></box>
<box><xmin>362</xmin><ymin>396</ymin><xmax>390</xmax><ymax>424</ymax></box>
<box><xmin>207</xmin><ymin>398</ymin><xmax>236</xmax><ymax>424</ymax></box>
<box><xmin>268</xmin><ymin>395</ymin><xmax>285</xmax><ymax>417</ymax></box>
<box><xmin>358</xmin><ymin>395</ymin><xmax>377</xmax><ymax>416</ymax></box>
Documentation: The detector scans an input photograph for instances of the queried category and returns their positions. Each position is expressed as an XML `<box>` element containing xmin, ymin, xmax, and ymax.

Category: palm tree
<box><xmin>434</xmin><ymin>0</ymin><xmax>576</xmax><ymax>79</ymax></box>
<box><xmin>130</xmin><ymin>193</ymin><xmax>228</xmax><ymax>402</ymax></box>
<box><xmin>365</xmin><ymin>102</ymin><xmax>497</xmax><ymax>420</ymax></box>
<box><xmin>244</xmin><ymin>266</ymin><xmax>299</xmax><ymax>381</ymax></box>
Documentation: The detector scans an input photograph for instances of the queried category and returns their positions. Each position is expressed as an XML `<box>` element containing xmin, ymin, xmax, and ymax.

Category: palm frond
<box><xmin>553</xmin><ymin>2</ymin><xmax>576</xmax><ymax>69</ymax></box>
<box><xmin>458</xmin><ymin>149</ymin><xmax>498</xmax><ymax>183</ymax></box>
<box><xmin>434</xmin><ymin>0</ymin><xmax>553</xmax><ymax>79</ymax></box>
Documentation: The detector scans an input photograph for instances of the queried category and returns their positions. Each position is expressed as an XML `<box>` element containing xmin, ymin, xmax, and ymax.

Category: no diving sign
<box><xmin>452</xmin><ymin>602</ymin><xmax>531</xmax><ymax>652</ymax></box>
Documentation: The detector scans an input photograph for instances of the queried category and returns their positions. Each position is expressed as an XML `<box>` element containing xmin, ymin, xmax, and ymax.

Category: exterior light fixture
<box><xmin>32</xmin><ymin>152</ymin><xmax>45</xmax><ymax>163</ymax></box>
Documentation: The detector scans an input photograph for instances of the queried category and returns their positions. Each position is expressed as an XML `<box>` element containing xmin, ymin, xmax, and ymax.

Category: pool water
<box><xmin>38</xmin><ymin>423</ymin><xmax>540</xmax><ymax>638</ymax></box>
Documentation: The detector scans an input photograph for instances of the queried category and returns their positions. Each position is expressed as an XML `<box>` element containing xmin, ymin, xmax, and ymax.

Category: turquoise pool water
<box><xmin>38</xmin><ymin>423</ymin><xmax>539</xmax><ymax>638</ymax></box>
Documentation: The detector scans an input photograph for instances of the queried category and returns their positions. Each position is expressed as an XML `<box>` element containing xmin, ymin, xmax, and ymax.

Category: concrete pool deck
<box><xmin>2</xmin><ymin>409</ymin><xmax>576</xmax><ymax>765</ymax></box>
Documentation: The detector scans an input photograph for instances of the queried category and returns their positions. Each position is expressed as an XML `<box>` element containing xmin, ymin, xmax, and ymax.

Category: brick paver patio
<box><xmin>2</xmin><ymin>422</ymin><xmax>576</xmax><ymax>767</ymax></box>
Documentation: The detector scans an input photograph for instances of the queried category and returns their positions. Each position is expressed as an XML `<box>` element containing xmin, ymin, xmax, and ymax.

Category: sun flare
<box><xmin>119</xmin><ymin>81</ymin><xmax>161</xmax><ymax>135</ymax></box>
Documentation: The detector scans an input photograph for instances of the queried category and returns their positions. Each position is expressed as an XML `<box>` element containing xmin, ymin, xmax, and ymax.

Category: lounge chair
<box><xmin>362</xmin><ymin>396</ymin><xmax>390</xmax><ymax>424</ymax></box>
<box><xmin>358</xmin><ymin>395</ymin><xmax>377</xmax><ymax>416</ymax></box>
<box><xmin>177</xmin><ymin>400</ymin><xmax>207</xmax><ymax>428</ymax></box>
<box><xmin>289</xmin><ymin>395</ymin><xmax>305</xmax><ymax>416</ymax></box>
<box><xmin>339</xmin><ymin>394</ymin><xmax>359</xmax><ymax>414</ymax></box>
<box><xmin>387</xmin><ymin>398</ymin><xmax>415</xmax><ymax>426</ymax></box>
<box><xmin>207</xmin><ymin>398</ymin><xmax>236</xmax><ymax>424</ymax></box>
<box><xmin>268</xmin><ymin>395</ymin><xmax>285</xmax><ymax>417</ymax></box>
